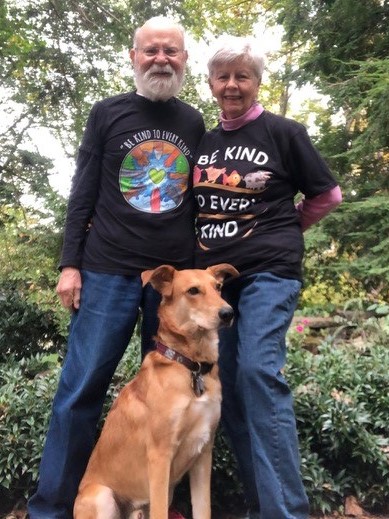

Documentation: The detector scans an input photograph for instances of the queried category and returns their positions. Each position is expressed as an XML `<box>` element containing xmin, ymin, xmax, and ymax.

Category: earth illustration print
<box><xmin>119</xmin><ymin>140</ymin><xmax>189</xmax><ymax>213</ymax></box>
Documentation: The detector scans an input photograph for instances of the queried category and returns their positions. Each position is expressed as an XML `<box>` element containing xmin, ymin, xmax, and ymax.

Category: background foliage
<box><xmin>1</xmin><ymin>0</ymin><xmax>388</xmax><ymax>515</ymax></box>
<box><xmin>1</xmin><ymin>321</ymin><xmax>389</xmax><ymax>515</ymax></box>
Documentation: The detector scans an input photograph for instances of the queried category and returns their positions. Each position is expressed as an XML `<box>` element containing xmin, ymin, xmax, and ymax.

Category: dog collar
<box><xmin>155</xmin><ymin>342</ymin><xmax>214</xmax><ymax>397</ymax></box>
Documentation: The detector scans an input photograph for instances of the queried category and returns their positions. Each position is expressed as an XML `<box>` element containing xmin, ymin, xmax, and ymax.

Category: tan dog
<box><xmin>73</xmin><ymin>264</ymin><xmax>238</xmax><ymax>519</ymax></box>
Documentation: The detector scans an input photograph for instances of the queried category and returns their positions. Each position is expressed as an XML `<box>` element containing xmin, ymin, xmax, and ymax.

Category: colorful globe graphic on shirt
<box><xmin>119</xmin><ymin>140</ymin><xmax>190</xmax><ymax>213</ymax></box>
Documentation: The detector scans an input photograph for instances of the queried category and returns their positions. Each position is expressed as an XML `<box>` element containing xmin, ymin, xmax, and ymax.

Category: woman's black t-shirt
<box><xmin>193</xmin><ymin>111</ymin><xmax>338</xmax><ymax>281</ymax></box>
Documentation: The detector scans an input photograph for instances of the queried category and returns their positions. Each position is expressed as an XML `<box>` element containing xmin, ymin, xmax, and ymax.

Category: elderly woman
<box><xmin>193</xmin><ymin>37</ymin><xmax>342</xmax><ymax>519</ymax></box>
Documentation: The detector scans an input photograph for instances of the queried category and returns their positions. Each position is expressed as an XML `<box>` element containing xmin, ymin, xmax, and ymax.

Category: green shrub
<box><xmin>0</xmin><ymin>354</ymin><xmax>60</xmax><ymax>498</ymax></box>
<box><xmin>0</xmin><ymin>283</ymin><xmax>66</xmax><ymax>361</ymax></box>
<box><xmin>211</xmin><ymin>431</ymin><xmax>244</xmax><ymax>514</ymax></box>
<box><xmin>1</xmin><ymin>321</ymin><xmax>388</xmax><ymax>514</ymax></box>
<box><xmin>0</xmin><ymin>339</ymin><xmax>141</xmax><ymax>503</ymax></box>
<box><xmin>286</xmin><ymin>323</ymin><xmax>389</xmax><ymax>513</ymax></box>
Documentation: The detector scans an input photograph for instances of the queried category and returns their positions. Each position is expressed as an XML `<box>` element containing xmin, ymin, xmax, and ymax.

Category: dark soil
<box><xmin>1</xmin><ymin>500</ymin><xmax>389</xmax><ymax>519</ymax></box>
<box><xmin>1</xmin><ymin>492</ymin><xmax>388</xmax><ymax>519</ymax></box>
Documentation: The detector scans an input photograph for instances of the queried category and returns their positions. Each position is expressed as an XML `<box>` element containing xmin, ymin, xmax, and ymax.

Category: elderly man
<box><xmin>28</xmin><ymin>16</ymin><xmax>205</xmax><ymax>519</ymax></box>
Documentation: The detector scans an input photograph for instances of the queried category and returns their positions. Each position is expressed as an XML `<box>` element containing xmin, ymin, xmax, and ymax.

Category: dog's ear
<box><xmin>141</xmin><ymin>269</ymin><xmax>154</xmax><ymax>287</ymax></box>
<box><xmin>207</xmin><ymin>263</ymin><xmax>239</xmax><ymax>282</ymax></box>
<box><xmin>141</xmin><ymin>265</ymin><xmax>176</xmax><ymax>296</ymax></box>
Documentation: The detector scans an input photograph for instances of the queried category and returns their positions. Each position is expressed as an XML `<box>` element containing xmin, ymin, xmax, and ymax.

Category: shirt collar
<box><xmin>220</xmin><ymin>102</ymin><xmax>264</xmax><ymax>131</ymax></box>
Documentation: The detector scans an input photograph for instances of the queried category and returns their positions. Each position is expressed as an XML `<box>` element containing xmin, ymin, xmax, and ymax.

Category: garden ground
<box><xmin>1</xmin><ymin>499</ymin><xmax>389</xmax><ymax>519</ymax></box>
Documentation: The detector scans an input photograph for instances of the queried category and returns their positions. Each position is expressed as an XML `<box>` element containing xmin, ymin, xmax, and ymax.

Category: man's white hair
<box><xmin>133</xmin><ymin>16</ymin><xmax>186</xmax><ymax>48</ymax></box>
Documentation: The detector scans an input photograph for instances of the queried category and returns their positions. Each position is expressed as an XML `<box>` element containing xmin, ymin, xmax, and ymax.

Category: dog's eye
<box><xmin>215</xmin><ymin>283</ymin><xmax>222</xmax><ymax>292</ymax></box>
<box><xmin>187</xmin><ymin>287</ymin><xmax>200</xmax><ymax>295</ymax></box>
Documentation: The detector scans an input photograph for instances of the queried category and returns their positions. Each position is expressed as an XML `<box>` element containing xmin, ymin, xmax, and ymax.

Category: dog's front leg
<box><xmin>148</xmin><ymin>450</ymin><xmax>171</xmax><ymax>519</ymax></box>
<box><xmin>188</xmin><ymin>446</ymin><xmax>213</xmax><ymax>519</ymax></box>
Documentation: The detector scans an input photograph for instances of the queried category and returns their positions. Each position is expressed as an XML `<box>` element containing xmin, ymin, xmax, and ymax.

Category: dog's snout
<box><xmin>218</xmin><ymin>305</ymin><xmax>234</xmax><ymax>325</ymax></box>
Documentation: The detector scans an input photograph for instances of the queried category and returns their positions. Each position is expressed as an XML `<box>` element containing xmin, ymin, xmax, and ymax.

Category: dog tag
<box><xmin>192</xmin><ymin>372</ymin><xmax>205</xmax><ymax>397</ymax></box>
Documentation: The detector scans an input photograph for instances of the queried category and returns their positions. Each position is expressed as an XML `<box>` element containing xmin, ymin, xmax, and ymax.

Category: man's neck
<box><xmin>135</xmin><ymin>90</ymin><xmax>173</xmax><ymax>102</ymax></box>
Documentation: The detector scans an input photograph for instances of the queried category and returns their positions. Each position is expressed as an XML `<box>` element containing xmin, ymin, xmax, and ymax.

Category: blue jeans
<box><xmin>28</xmin><ymin>270</ymin><xmax>160</xmax><ymax>519</ymax></box>
<box><xmin>219</xmin><ymin>272</ymin><xmax>309</xmax><ymax>519</ymax></box>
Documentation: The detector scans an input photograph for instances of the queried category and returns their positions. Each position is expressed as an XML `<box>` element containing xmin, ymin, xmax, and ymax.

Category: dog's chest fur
<box><xmin>167</xmin><ymin>384</ymin><xmax>221</xmax><ymax>484</ymax></box>
<box><xmin>180</xmin><ymin>390</ymin><xmax>221</xmax><ymax>455</ymax></box>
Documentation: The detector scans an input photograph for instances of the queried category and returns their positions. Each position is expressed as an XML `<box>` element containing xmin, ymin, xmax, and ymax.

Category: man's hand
<box><xmin>56</xmin><ymin>267</ymin><xmax>82</xmax><ymax>309</ymax></box>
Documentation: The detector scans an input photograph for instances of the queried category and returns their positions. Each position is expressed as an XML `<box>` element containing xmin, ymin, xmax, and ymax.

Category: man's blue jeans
<box><xmin>219</xmin><ymin>272</ymin><xmax>309</xmax><ymax>519</ymax></box>
<box><xmin>28</xmin><ymin>270</ymin><xmax>160</xmax><ymax>519</ymax></box>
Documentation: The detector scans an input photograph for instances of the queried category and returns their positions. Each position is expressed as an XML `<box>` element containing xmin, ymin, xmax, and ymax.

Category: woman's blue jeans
<box><xmin>219</xmin><ymin>272</ymin><xmax>309</xmax><ymax>519</ymax></box>
<box><xmin>28</xmin><ymin>270</ymin><xmax>160</xmax><ymax>519</ymax></box>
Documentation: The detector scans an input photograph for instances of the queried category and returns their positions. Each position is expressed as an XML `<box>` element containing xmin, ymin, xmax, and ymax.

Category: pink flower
<box><xmin>296</xmin><ymin>325</ymin><xmax>305</xmax><ymax>333</ymax></box>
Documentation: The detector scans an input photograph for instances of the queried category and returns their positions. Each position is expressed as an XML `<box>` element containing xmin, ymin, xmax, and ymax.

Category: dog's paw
<box><xmin>129</xmin><ymin>509</ymin><xmax>147</xmax><ymax>519</ymax></box>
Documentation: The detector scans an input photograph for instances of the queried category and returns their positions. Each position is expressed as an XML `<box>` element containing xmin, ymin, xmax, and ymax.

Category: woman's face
<box><xmin>209</xmin><ymin>58</ymin><xmax>260</xmax><ymax>119</ymax></box>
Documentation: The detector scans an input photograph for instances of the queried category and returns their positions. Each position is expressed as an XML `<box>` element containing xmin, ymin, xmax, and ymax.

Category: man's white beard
<box><xmin>134</xmin><ymin>64</ymin><xmax>184</xmax><ymax>101</ymax></box>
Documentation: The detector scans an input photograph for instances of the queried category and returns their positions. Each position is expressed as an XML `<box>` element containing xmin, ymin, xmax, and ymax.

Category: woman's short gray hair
<box><xmin>208</xmin><ymin>36</ymin><xmax>266</xmax><ymax>81</ymax></box>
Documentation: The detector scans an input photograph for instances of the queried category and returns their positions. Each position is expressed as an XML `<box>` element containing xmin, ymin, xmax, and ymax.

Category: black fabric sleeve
<box><xmin>59</xmin><ymin>105</ymin><xmax>103</xmax><ymax>269</ymax></box>
<box><xmin>286</xmin><ymin>126</ymin><xmax>338</xmax><ymax>198</ymax></box>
